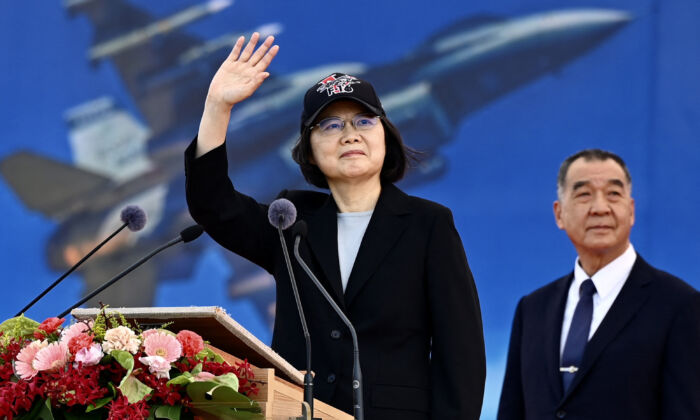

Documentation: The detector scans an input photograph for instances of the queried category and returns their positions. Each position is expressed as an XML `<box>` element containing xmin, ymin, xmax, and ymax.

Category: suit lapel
<box><xmin>304</xmin><ymin>194</ymin><xmax>345</xmax><ymax>305</ymax></box>
<box><xmin>343</xmin><ymin>184</ymin><xmax>410</xmax><ymax>307</ymax></box>
<box><xmin>546</xmin><ymin>274</ymin><xmax>573</xmax><ymax>401</ymax></box>
<box><xmin>561</xmin><ymin>256</ymin><xmax>653</xmax><ymax>400</ymax></box>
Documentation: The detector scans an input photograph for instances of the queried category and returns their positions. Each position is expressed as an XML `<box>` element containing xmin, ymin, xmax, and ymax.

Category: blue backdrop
<box><xmin>1</xmin><ymin>1</ymin><xmax>698</xmax><ymax>418</ymax></box>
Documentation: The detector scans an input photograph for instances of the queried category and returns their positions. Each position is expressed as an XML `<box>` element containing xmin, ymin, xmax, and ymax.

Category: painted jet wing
<box><xmin>0</xmin><ymin>152</ymin><xmax>111</xmax><ymax>221</ymax></box>
<box><xmin>66</xmin><ymin>0</ymin><xmax>219</xmax><ymax>138</ymax></box>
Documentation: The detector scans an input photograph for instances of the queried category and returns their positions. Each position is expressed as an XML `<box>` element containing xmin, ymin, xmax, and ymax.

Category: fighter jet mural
<box><xmin>0</xmin><ymin>0</ymin><xmax>631</xmax><ymax>328</ymax></box>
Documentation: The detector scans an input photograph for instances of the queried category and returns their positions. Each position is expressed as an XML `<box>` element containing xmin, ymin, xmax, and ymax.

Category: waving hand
<box><xmin>197</xmin><ymin>33</ymin><xmax>279</xmax><ymax>156</ymax></box>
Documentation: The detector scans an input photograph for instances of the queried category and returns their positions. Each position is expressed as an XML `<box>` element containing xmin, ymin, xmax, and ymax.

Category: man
<box><xmin>497</xmin><ymin>149</ymin><xmax>700</xmax><ymax>420</ymax></box>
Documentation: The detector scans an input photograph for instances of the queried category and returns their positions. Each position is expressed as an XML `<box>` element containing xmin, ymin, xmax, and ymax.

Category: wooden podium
<box><xmin>71</xmin><ymin>306</ymin><xmax>353</xmax><ymax>420</ymax></box>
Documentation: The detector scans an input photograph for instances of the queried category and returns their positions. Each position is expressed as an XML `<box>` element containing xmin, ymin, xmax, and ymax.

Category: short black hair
<box><xmin>557</xmin><ymin>149</ymin><xmax>632</xmax><ymax>196</ymax></box>
<box><xmin>291</xmin><ymin>117</ymin><xmax>412</xmax><ymax>189</ymax></box>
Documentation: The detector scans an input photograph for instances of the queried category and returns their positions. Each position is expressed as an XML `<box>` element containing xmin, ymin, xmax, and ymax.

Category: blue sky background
<box><xmin>1</xmin><ymin>1</ymin><xmax>698</xmax><ymax>418</ymax></box>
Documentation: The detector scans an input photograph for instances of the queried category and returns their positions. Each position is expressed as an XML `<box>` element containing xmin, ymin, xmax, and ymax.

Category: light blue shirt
<box><xmin>337</xmin><ymin>210</ymin><xmax>373</xmax><ymax>292</ymax></box>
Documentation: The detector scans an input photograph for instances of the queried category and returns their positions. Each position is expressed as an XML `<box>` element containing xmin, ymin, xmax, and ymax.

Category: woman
<box><xmin>185</xmin><ymin>33</ymin><xmax>485</xmax><ymax>419</ymax></box>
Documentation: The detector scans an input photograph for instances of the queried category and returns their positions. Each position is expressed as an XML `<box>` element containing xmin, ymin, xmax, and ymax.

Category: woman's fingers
<box><xmin>226</xmin><ymin>35</ymin><xmax>245</xmax><ymax>63</ymax></box>
<box><xmin>238</xmin><ymin>32</ymin><xmax>260</xmax><ymax>62</ymax></box>
<box><xmin>248</xmin><ymin>35</ymin><xmax>275</xmax><ymax>66</ymax></box>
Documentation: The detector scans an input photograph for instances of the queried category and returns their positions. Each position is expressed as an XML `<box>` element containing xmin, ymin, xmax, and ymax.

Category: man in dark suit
<box><xmin>497</xmin><ymin>149</ymin><xmax>700</xmax><ymax>420</ymax></box>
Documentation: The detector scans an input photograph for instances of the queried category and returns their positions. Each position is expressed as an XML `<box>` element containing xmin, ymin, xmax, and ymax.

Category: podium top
<box><xmin>71</xmin><ymin>306</ymin><xmax>303</xmax><ymax>385</ymax></box>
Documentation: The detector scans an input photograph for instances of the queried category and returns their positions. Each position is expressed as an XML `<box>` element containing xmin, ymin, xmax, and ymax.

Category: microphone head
<box><xmin>268</xmin><ymin>199</ymin><xmax>297</xmax><ymax>230</ymax></box>
<box><xmin>120</xmin><ymin>205</ymin><xmax>147</xmax><ymax>232</ymax></box>
<box><xmin>180</xmin><ymin>225</ymin><xmax>204</xmax><ymax>243</ymax></box>
<box><xmin>292</xmin><ymin>220</ymin><xmax>308</xmax><ymax>239</ymax></box>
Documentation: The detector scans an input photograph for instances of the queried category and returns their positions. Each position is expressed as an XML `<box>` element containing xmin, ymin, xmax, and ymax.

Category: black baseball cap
<box><xmin>300</xmin><ymin>73</ymin><xmax>387</xmax><ymax>130</ymax></box>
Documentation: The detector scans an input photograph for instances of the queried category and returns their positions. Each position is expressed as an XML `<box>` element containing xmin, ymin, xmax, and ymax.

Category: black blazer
<box><xmin>185</xmin><ymin>141</ymin><xmax>486</xmax><ymax>420</ymax></box>
<box><xmin>497</xmin><ymin>256</ymin><xmax>700</xmax><ymax>420</ymax></box>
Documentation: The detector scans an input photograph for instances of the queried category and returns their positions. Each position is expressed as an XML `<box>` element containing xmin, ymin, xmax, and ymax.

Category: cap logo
<box><xmin>316</xmin><ymin>74</ymin><xmax>360</xmax><ymax>96</ymax></box>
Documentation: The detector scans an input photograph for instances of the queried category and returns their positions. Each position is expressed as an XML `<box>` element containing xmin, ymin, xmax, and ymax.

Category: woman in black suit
<box><xmin>185</xmin><ymin>33</ymin><xmax>485</xmax><ymax>420</ymax></box>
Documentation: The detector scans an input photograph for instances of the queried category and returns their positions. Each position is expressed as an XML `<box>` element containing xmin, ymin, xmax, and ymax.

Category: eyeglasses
<box><xmin>310</xmin><ymin>113</ymin><xmax>381</xmax><ymax>136</ymax></box>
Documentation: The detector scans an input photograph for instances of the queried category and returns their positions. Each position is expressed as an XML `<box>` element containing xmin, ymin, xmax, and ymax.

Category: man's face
<box><xmin>554</xmin><ymin>158</ymin><xmax>635</xmax><ymax>260</ymax></box>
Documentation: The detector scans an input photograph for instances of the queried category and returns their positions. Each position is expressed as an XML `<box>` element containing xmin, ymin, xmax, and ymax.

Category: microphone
<box><xmin>57</xmin><ymin>224</ymin><xmax>203</xmax><ymax>319</ymax></box>
<box><xmin>267</xmin><ymin>199</ymin><xmax>317</xmax><ymax>420</ymax></box>
<box><xmin>16</xmin><ymin>205</ymin><xmax>147</xmax><ymax>317</ymax></box>
<box><xmin>292</xmin><ymin>221</ymin><xmax>364</xmax><ymax>420</ymax></box>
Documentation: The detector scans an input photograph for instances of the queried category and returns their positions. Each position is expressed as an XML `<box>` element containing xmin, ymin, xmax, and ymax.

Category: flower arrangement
<box><xmin>0</xmin><ymin>310</ymin><xmax>262</xmax><ymax>419</ymax></box>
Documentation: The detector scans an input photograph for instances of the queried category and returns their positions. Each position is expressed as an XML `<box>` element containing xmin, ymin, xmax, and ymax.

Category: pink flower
<box><xmin>60</xmin><ymin>320</ymin><xmax>93</xmax><ymax>345</ymax></box>
<box><xmin>193</xmin><ymin>371</ymin><xmax>216</xmax><ymax>382</ymax></box>
<box><xmin>141</xmin><ymin>329</ymin><xmax>160</xmax><ymax>340</ymax></box>
<box><xmin>143</xmin><ymin>332</ymin><xmax>181</xmax><ymax>363</ymax></box>
<box><xmin>102</xmin><ymin>326</ymin><xmax>141</xmax><ymax>354</ymax></box>
<box><xmin>177</xmin><ymin>330</ymin><xmax>204</xmax><ymax>357</ymax></box>
<box><xmin>74</xmin><ymin>343</ymin><xmax>103</xmax><ymax>366</ymax></box>
<box><xmin>33</xmin><ymin>342</ymin><xmax>70</xmax><ymax>372</ymax></box>
<box><xmin>14</xmin><ymin>340</ymin><xmax>48</xmax><ymax>380</ymax></box>
<box><xmin>139</xmin><ymin>355</ymin><xmax>171</xmax><ymax>379</ymax></box>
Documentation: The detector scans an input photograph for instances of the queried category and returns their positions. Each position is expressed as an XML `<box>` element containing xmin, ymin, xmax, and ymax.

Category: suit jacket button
<box><xmin>556</xmin><ymin>410</ymin><xmax>566</xmax><ymax>419</ymax></box>
<box><xmin>327</xmin><ymin>373</ymin><xmax>336</xmax><ymax>384</ymax></box>
<box><xmin>330</xmin><ymin>329</ymin><xmax>341</xmax><ymax>339</ymax></box>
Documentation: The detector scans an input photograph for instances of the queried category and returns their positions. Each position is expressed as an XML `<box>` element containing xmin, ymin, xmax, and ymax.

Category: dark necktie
<box><xmin>560</xmin><ymin>279</ymin><xmax>597</xmax><ymax>392</ymax></box>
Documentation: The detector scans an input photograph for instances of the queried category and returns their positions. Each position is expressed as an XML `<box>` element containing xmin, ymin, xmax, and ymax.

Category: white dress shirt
<box><xmin>559</xmin><ymin>243</ymin><xmax>637</xmax><ymax>357</ymax></box>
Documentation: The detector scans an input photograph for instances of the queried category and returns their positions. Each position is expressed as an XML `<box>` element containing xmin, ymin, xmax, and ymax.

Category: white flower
<box><xmin>139</xmin><ymin>355</ymin><xmax>171</xmax><ymax>379</ymax></box>
<box><xmin>102</xmin><ymin>326</ymin><xmax>141</xmax><ymax>354</ymax></box>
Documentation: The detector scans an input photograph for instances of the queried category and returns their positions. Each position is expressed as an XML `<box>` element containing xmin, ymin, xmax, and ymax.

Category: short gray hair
<box><xmin>557</xmin><ymin>149</ymin><xmax>632</xmax><ymax>199</ymax></box>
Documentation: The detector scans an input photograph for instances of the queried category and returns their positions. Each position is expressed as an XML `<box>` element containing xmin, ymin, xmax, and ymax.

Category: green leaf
<box><xmin>153</xmin><ymin>404</ymin><xmax>182</xmax><ymax>420</ymax></box>
<box><xmin>191</xmin><ymin>363</ymin><xmax>203</xmax><ymax>376</ymax></box>
<box><xmin>213</xmin><ymin>373</ymin><xmax>239</xmax><ymax>392</ymax></box>
<box><xmin>187</xmin><ymin>382</ymin><xmax>262</xmax><ymax>419</ymax></box>
<box><xmin>118</xmin><ymin>375</ymin><xmax>153</xmax><ymax>404</ymax></box>
<box><xmin>36</xmin><ymin>398</ymin><xmax>54</xmax><ymax>420</ymax></box>
<box><xmin>15</xmin><ymin>397</ymin><xmax>46</xmax><ymax>420</ymax></box>
<box><xmin>195</xmin><ymin>348</ymin><xmax>223</xmax><ymax>363</ymax></box>
<box><xmin>166</xmin><ymin>372</ymin><xmax>194</xmax><ymax>386</ymax></box>
<box><xmin>0</xmin><ymin>315</ymin><xmax>39</xmax><ymax>344</ymax></box>
<box><xmin>111</xmin><ymin>349</ymin><xmax>134</xmax><ymax>386</ymax></box>
<box><xmin>23</xmin><ymin>398</ymin><xmax>54</xmax><ymax>420</ymax></box>
<box><xmin>86</xmin><ymin>395</ymin><xmax>113</xmax><ymax>412</ymax></box>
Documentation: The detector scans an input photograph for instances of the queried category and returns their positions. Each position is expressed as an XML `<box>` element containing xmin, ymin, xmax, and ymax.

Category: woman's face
<box><xmin>309</xmin><ymin>100</ymin><xmax>386</xmax><ymax>186</ymax></box>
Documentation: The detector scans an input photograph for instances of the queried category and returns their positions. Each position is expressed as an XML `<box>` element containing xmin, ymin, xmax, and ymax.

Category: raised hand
<box><xmin>197</xmin><ymin>33</ymin><xmax>279</xmax><ymax>156</ymax></box>
<box><xmin>207</xmin><ymin>32</ymin><xmax>279</xmax><ymax>108</ymax></box>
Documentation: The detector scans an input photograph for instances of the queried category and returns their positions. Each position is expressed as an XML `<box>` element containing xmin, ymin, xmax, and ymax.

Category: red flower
<box><xmin>0</xmin><ymin>375</ymin><xmax>43</xmax><ymax>418</ymax></box>
<box><xmin>67</xmin><ymin>333</ymin><xmax>94</xmax><ymax>355</ymax></box>
<box><xmin>107</xmin><ymin>395</ymin><xmax>150</xmax><ymax>420</ymax></box>
<box><xmin>176</xmin><ymin>330</ymin><xmax>204</xmax><ymax>358</ymax></box>
<box><xmin>33</xmin><ymin>317</ymin><xmax>65</xmax><ymax>339</ymax></box>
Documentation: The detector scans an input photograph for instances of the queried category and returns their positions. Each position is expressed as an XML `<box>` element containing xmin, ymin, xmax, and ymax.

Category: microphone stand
<box><xmin>275</xmin><ymin>221</ymin><xmax>318</xmax><ymax>420</ymax></box>
<box><xmin>16</xmin><ymin>222</ymin><xmax>130</xmax><ymax>317</ymax></box>
<box><xmin>294</xmin><ymin>236</ymin><xmax>364</xmax><ymax>420</ymax></box>
<box><xmin>58</xmin><ymin>233</ymin><xmax>188</xmax><ymax>319</ymax></box>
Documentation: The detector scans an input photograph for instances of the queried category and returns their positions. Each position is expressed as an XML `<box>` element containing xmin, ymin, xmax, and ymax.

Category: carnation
<box><xmin>102</xmin><ymin>326</ymin><xmax>140</xmax><ymax>354</ymax></box>
<box><xmin>33</xmin><ymin>317</ymin><xmax>65</xmax><ymax>339</ymax></box>
<box><xmin>139</xmin><ymin>355</ymin><xmax>171</xmax><ymax>379</ymax></box>
<box><xmin>74</xmin><ymin>343</ymin><xmax>103</xmax><ymax>366</ymax></box>
<box><xmin>177</xmin><ymin>330</ymin><xmax>204</xmax><ymax>357</ymax></box>
<box><xmin>68</xmin><ymin>333</ymin><xmax>94</xmax><ymax>355</ymax></box>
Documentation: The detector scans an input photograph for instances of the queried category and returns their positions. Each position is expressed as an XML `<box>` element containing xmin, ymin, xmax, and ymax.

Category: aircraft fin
<box><xmin>66</xmin><ymin>0</ymin><xmax>203</xmax><ymax>137</ymax></box>
<box><xmin>0</xmin><ymin>151</ymin><xmax>111</xmax><ymax>220</ymax></box>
